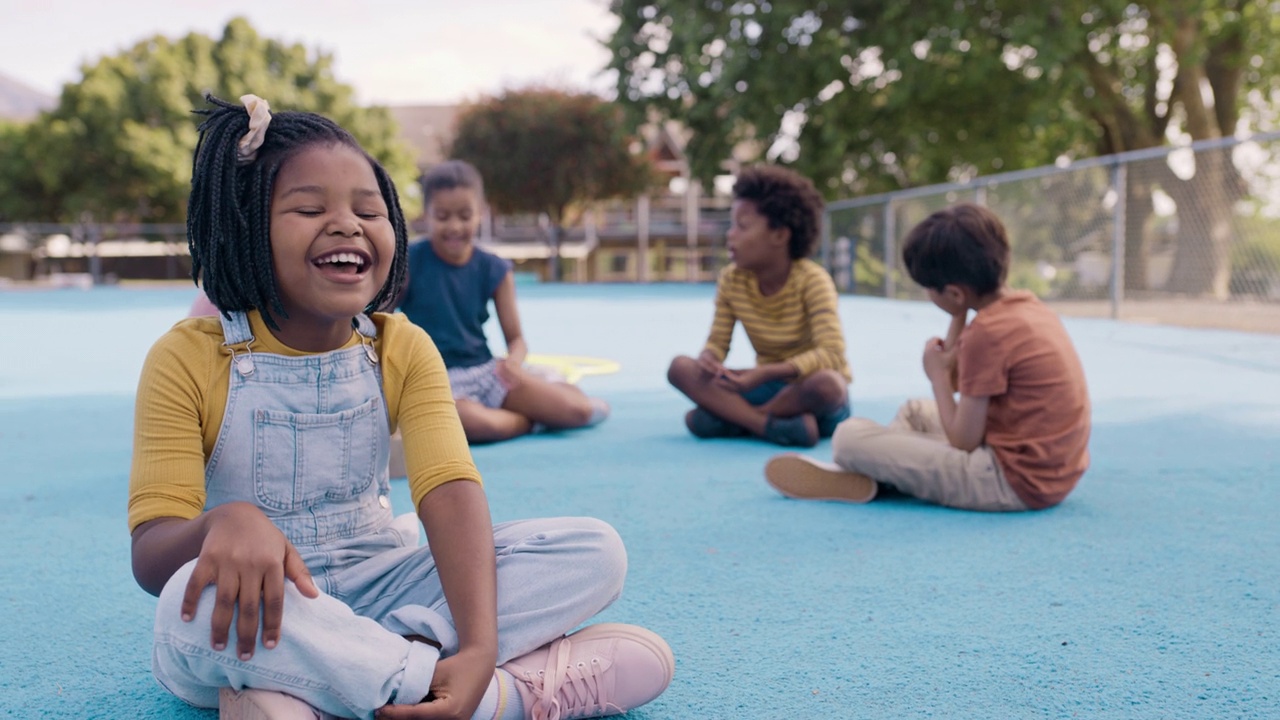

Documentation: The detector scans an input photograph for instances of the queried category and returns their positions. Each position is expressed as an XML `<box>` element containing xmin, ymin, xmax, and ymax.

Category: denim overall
<box><xmin>150</xmin><ymin>311</ymin><xmax>627</xmax><ymax>718</ymax></box>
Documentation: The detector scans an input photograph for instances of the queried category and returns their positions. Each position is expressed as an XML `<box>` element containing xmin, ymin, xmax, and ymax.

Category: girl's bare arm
<box><xmin>408</xmin><ymin>480</ymin><xmax>498</xmax><ymax>717</ymax></box>
<box><xmin>492</xmin><ymin>272</ymin><xmax>527</xmax><ymax>365</ymax></box>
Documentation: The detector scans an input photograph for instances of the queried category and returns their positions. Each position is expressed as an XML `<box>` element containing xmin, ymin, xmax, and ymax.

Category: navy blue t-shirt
<box><xmin>399</xmin><ymin>241</ymin><xmax>513</xmax><ymax>368</ymax></box>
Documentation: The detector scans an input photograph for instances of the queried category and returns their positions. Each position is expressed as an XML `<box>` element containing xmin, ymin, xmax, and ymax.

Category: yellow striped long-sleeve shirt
<box><xmin>703</xmin><ymin>258</ymin><xmax>852</xmax><ymax>382</ymax></box>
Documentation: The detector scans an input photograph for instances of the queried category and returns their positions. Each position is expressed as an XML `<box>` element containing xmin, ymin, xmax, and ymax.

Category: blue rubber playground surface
<box><xmin>2</xmin><ymin>283</ymin><xmax>1278</xmax><ymax>719</ymax></box>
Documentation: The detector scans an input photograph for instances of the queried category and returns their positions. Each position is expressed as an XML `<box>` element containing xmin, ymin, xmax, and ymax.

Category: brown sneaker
<box><xmin>218</xmin><ymin>687</ymin><xmax>338</xmax><ymax>720</ymax></box>
<box><xmin>764</xmin><ymin>453</ymin><xmax>878</xmax><ymax>503</ymax></box>
<box><xmin>502</xmin><ymin>623</ymin><xmax>675</xmax><ymax>720</ymax></box>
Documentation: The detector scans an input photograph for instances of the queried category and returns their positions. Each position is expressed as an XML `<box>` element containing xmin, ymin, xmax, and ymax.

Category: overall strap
<box><xmin>353</xmin><ymin>313</ymin><xmax>378</xmax><ymax>339</ymax></box>
<box><xmin>353</xmin><ymin>313</ymin><xmax>380</xmax><ymax>365</ymax></box>
<box><xmin>219</xmin><ymin>311</ymin><xmax>257</xmax><ymax>376</ymax></box>
<box><xmin>219</xmin><ymin>311</ymin><xmax>379</xmax><ymax>375</ymax></box>
<box><xmin>218</xmin><ymin>311</ymin><xmax>255</xmax><ymax>346</ymax></box>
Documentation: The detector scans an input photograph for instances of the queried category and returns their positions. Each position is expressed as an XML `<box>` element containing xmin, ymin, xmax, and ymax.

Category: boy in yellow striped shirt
<box><xmin>668</xmin><ymin>165</ymin><xmax>852</xmax><ymax>447</ymax></box>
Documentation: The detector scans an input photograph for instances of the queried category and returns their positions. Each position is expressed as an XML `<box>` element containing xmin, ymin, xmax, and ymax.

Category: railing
<box><xmin>822</xmin><ymin>132</ymin><xmax>1280</xmax><ymax>322</ymax></box>
<box><xmin>19</xmin><ymin>134</ymin><xmax>1273</xmax><ymax>329</ymax></box>
<box><xmin>474</xmin><ymin>195</ymin><xmax>732</xmax><ymax>282</ymax></box>
<box><xmin>0</xmin><ymin>195</ymin><xmax>734</xmax><ymax>286</ymax></box>
<box><xmin>0</xmin><ymin>222</ymin><xmax>189</xmax><ymax>285</ymax></box>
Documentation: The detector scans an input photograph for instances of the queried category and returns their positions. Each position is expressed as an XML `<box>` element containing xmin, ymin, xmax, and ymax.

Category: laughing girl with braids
<box><xmin>127</xmin><ymin>95</ymin><xmax>674</xmax><ymax>720</ymax></box>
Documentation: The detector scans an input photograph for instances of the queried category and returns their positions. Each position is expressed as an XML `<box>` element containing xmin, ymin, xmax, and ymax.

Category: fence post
<box><xmin>637</xmin><ymin>194</ymin><xmax>650</xmax><ymax>283</ymax></box>
<box><xmin>481</xmin><ymin>206</ymin><xmax>493</xmax><ymax>243</ymax></box>
<box><xmin>882</xmin><ymin>200</ymin><xmax>896</xmax><ymax>298</ymax></box>
<box><xmin>685</xmin><ymin>182</ymin><xmax>700</xmax><ymax>282</ymax></box>
<box><xmin>820</xmin><ymin>207</ymin><xmax>832</xmax><ymax>272</ymax></box>
<box><xmin>84</xmin><ymin>222</ymin><xmax>103</xmax><ymax>286</ymax></box>
<box><xmin>1110</xmin><ymin>162</ymin><xmax>1127</xmax><ymax>320</ymax></box>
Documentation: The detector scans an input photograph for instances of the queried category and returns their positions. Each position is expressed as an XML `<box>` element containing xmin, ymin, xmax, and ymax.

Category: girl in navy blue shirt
<box><xmin>398</xmin><ymin>160</ymin><xmax>610</xmax><ymax>444</ymax></box>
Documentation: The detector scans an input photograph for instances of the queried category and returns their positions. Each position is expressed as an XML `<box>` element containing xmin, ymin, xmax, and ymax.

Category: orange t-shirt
<box><xmin>957</xmin><ymin>291</ymin><xmax>1091</xmax><ymax>509</ymax></box>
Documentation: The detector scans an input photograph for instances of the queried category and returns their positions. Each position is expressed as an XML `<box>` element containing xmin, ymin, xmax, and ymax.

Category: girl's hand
<box><xmin>376</xmin><ymin>647</ymin><xmax>494</xmax><ymax>720</ymax></box>
<box><xmin>922</xmin><ymin>337</ymin><xmax>958</xmax><ymax>389</ymax></box>
<box><xmin>180</xmin><ymin>502</ymin><xmax>318</xmax><ymax>661</ymax></box>
<box><xmin>495</xmin><ymin>357</ymin><xmax>525</xmax><ymax>390</ymax></box>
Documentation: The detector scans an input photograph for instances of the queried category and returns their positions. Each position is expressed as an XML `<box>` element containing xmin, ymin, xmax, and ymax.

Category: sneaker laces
<box><xmin>523</xmin><ymin>636</ymin><xmax>616</xmax><ymax>720</ymax></box>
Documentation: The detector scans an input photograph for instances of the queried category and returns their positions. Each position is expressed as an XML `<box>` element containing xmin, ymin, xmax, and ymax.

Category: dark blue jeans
<box><xmin>742</xmin><ymin>379</ymin><xmax>851</xmax><ymax>438</ymax></box>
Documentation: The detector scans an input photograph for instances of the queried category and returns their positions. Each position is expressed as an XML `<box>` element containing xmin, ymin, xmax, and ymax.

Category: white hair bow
<box><xmin>236</xmin><ymin>94</ymin><xmax>272</xmax><ymax>164</ymax></box>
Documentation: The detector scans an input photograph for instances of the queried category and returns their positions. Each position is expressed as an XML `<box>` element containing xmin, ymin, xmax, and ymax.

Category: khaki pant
<box><xmin>831</xmin><ymin>398</ymin><xmax>1028</xmax><ymax>512</ymax></box>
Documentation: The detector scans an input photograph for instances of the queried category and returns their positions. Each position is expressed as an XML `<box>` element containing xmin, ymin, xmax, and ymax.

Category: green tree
<box><xmin>0</xmin><ymin>120</ymin><xmax>62</xmax><ymax>220</ymax></box>
<box><xmin>0</xmin><ymin>17</ymin><xmax>417</xmax><ymax>224</ymax></box>
<box><xmin>450</xmin><ymin>87</ymin><xmax>654</xmax><ymax>280</ymax></box>
<box><xmin>607</xmin><ymin>0</ymin><xmax>1280</xmax><ymax>297</ymax></box>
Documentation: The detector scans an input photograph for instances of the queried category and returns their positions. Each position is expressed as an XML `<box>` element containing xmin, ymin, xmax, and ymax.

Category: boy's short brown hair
<box><xmin>732</xmin><ymin>165</ymin><xmax>825</xmax><ymax>259</ymax></box>
<box><xmin>901</xmin><ymin>203</ymin><xmax>1010</xmax><ymax>295</ymax></box>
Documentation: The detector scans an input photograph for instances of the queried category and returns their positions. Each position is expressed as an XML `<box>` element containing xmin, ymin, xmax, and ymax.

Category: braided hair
<box><xmin>187</xmin><ymin>94</ymin><xmax>409</xmax><ymax>329</ymax></box>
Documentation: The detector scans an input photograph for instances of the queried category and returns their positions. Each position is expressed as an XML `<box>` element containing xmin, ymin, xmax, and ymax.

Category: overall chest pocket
<box><xmin>252</xmin><ymin>397</ymin><xmax>381</xmax><ymax>512</ymax></box>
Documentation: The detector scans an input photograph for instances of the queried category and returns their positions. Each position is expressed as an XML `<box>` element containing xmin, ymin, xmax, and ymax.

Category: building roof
<box><xmin>388</xmin><ymin>104</ymin><xmax>460</xmax><ymax>170</ymax></box>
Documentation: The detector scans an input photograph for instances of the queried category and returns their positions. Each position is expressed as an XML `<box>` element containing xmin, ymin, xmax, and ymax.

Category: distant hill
<box><xmin>0</xmin><ymin>73</ymin><xmax>55</xmax><ymax>121</ymax></box>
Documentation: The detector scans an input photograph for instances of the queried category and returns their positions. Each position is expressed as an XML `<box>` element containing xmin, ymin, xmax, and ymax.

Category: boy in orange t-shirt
<box><xmin>764</xmin><ymin>203</ymin><xmax>1091</xmax><ymax>511</ymax></box>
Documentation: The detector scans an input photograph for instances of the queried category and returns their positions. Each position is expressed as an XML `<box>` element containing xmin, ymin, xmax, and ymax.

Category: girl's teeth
<box><xmin>320</xmin><ymin>253</ymin><xmax>363</xmax><ymax>266</ymax></box>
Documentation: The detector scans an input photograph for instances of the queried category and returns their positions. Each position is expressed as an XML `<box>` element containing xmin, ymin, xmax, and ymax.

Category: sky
<box><xmin>0</xmin><ymin>0</ymin><xmax>620</xmax><ymax>106</ymax></box>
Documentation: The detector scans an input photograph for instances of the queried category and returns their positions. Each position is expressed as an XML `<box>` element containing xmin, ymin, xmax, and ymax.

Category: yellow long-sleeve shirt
<box><xmin>127</xmin><ymin>310</ymin><xmax>480</xmax><ymax>533</ymax></box>
<box><xmin>703</xmin><ymin>258</ymin><xmax>852</xmax><ymax>382</ymax></box>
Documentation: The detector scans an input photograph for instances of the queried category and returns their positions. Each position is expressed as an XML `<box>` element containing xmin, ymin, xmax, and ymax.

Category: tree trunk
<box><xmin>1165</xmin><ymin>202</ymin><xmax>1233</xmax><ymax>299</ymax></box>
<box><xmin>1163</xmin><ymin>152</ymin><xmax>1237</xmax><ymax>298</ymax></box>
<box><xmin>1158</xmin><ymin>15</ymin><xmax>1244</xmax><ymax>299</ymax></box>
<box><xmin>1123</xmin><ymin>179</ymin><xmax>1155</xmax><ymax>293</ymax></box>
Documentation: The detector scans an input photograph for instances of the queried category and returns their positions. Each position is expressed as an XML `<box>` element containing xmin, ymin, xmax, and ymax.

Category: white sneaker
<box><xmin>584</xmin><ymin>397</ymin><xmax>610</xmax><ymax>427</ymax></box>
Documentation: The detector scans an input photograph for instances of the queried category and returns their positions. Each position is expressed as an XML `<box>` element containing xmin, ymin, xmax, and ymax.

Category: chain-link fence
<box><xmin>823</xmin><ymin>132</ymin><xmax>1280</xmax><ymax>324</ymax></box>
<box><xmin>7</xmin><ymin>133</ymin><xmax>1280</xmax><ymax>332</ymax></box>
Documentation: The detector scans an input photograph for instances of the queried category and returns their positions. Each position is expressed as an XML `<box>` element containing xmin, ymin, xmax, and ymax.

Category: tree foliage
<box><xmin>451</xmin><ymin>87</ymin><xmax>653</xmax><ymax>223</ymax></box>
<box><xmin>0</xmin><ymin>17</ymin><xmax>417</xmax><ymax>223</ymax></box>
<box><xmin>450</xmin><ymin>87</ymin><xmax>654</xmax><ymax>279</ymax></box>
<box><xmin>606</xmin><ymin>0</ymin><xmax>1280</xmax><ymax>295</ymax></box>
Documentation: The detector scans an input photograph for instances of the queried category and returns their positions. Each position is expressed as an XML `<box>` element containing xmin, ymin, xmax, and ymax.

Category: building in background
<box><xmin>389</xmin><ymin>103</ymin><xmax>736</xmax><ymax>282</ymax></box>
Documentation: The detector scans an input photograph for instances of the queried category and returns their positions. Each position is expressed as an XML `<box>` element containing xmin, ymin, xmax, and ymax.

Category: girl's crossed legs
<box><xmin>152</xmin><ymin>517</ymin><xmax>641</xmax><ymax>718</ymax></box>
<box><xmin>453</xmin><ymin>360</ymin><xmax>608</xmax><ymax>444</ymax></box>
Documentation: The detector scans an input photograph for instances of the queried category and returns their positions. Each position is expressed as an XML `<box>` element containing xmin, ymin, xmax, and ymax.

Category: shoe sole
<box><xmin>219</xmin><ymin>687</ymin><xmax>333</xmax><ymax>720</ymax></box>
<box><xmin>764</xmin><ymin>453</ymin><xmax>877</xmax><ymax>503</ymax></box>
<box><xmin>566</xmin><ymin>622</ymin><xmax>676</xmax><ymax>687</ymax></box>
